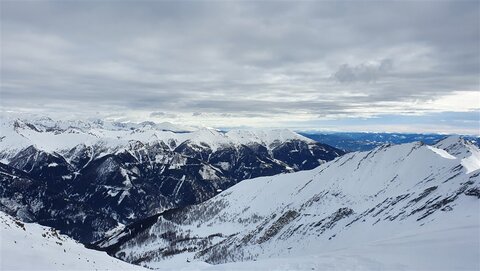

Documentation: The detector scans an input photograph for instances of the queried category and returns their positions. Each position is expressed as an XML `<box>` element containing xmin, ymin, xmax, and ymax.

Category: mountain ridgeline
<box><xmin>93</xmin><ymin>136</ymin><xmax>480</xmax><ymax>269</ymax></box>
<box><xmin>0</xmin><ymin>117</ymin><xmax>344</xmax><ymax>243</ymax></box>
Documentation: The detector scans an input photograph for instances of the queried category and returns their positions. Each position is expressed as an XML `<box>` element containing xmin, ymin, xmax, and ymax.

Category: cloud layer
<box><xmin>1</xmin><ymin>1</ymin><xmax>478</xmax><ymax>133</ymax></box>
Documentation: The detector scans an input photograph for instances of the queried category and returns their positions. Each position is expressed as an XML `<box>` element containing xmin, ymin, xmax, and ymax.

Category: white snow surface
<box><xmin>0</xmin><ymin>211</ymin><xmax>146</xmax><ymax>270</ymax></box>
<box><xmin>426</xmin><ymin>145</ymin><xmax>457</xmax><ymax>159</ymax></box>
<box><xmin>150</xmin><ymin>223</ymin><xmax>479</xmax><ymax>271</ymax></box>
<box><xmin>462</xmin><ymin>153</ymin><xmax>480</xmax><ymax>174</ymax></box>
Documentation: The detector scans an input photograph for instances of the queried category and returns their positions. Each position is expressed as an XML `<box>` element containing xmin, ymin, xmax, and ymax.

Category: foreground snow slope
<box><xmin>149</xmin><ymin>222</ymin><xmax>479</xmax><ymax>270</ymax></box>
<box><xmin>0</xmin><ymin>211</ymin><xmax>146</xmax><ymax>270</ymax></box>
<box><xmin>102</xmin><ymin>136</ymin><xmax>479</xmax><ymax>270</ymax></box>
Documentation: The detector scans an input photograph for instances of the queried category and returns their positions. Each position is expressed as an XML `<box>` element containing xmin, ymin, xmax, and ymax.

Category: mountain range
<box><xmin>300</xmin><ymin>131</ymin><xmax>480</xmax><ymax>152</ymax></box>
<box><xmin>93</xmin><ymin>136</ymin><xmax>480</xmax><ymax>270</ymax></box>
<box><xmin>1</xmin><ymin>116</ymin><xmax>479</xmax><ymax>270</ymax></box>
<box><xmin>0</xmin><ymin>116</ymin><xmax>343</xmax><ymax>243</ymax></box>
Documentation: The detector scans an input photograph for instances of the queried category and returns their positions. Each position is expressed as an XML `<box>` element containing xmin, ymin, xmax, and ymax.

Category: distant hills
<box><xmin>300</xmin><ymin>131</ymin><xmax>480</xmax><ymax>152</ymax></box>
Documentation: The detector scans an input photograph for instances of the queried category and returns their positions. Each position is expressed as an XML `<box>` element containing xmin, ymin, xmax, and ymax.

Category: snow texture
<box><xmin>0</xmin><ymin>211</ymin><xmax>146</xmax><ymax>270</ymax></box>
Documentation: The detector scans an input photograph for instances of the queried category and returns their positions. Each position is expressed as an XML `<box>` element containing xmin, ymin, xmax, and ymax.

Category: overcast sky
<box><xmin>1</xmin><ymin>1</ymin><xmax>479</xmax><ymax>134</ymax></box>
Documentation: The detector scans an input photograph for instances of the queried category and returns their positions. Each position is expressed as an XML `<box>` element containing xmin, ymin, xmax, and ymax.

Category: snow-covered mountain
<box><xmin>0</xmin><ymin>115</ymin><xmax>316</xmax><ymax>159</ymax></box>
<box><xmin>0</xmin><ymin>211</ymin><xmax>146</xmax><ymax>270</ymax></box>
<box><xmin>0</xmin><ymin>115</ymin><xmax>344</xmax><ymax>244</ymax></box>
<box><xmin>96</xmin><ymin>136</ymin><xmax>480</xmax><ymax>270</ymax></box>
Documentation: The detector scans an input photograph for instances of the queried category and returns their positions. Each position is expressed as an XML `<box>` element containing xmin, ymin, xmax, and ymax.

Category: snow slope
<box><xmin>0</xmin><ymin>211</ymin><xmax>146</xmax><ymax>270</ymax></box>
<box><xmin>102</xmin><ymin>136</ymin><xmax>480</xmax><ymax>270</ymax></box>
<box><xmin>148</xmin><ymin>222</ymin><xmax>479</xmax><ymax>271</ymax></box>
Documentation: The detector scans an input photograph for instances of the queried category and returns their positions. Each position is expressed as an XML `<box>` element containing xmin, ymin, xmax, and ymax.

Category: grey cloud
<box><xmin>188</xmin><ymin>99</ymin><xmax>363</xmax><ymax>116</ymax></box>
<box><xmin>1</xmin><ymin>1</ymin><xmax>478</xmax><ymax>124</ymax></box>
<box><xmin>150</xmin><ymin>112</ymin><xmax>177</xmax><ymax>118</ymax></box>
<box><xmin>333</xmin><ymin>59</ymin><xmax>393</xmax><ymax>83</ymax></box>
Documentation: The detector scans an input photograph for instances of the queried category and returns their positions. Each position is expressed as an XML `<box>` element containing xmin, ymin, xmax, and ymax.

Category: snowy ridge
<box><xmin>434</xmin><ymin>136</ymin><xmax>480</xmax><ymax>173</ymax></box>
<box><xmin>0</xmin><ymin>211</ymin><xmax>146</xmax><ymax>270</ymax></box>
<box><xmin>225</xmin><ymin>129</ymin><xmax>314</xmax><ymax>148</ymax></box>
<box><xmin>102</xmin><ymin>136</ymin><xmax>480</xmax><ymax>270</ymax></box>
<box><xmin>1</xmin><ymin>115</ymin><xmax>311</xmax><ymax>159</ymax></box>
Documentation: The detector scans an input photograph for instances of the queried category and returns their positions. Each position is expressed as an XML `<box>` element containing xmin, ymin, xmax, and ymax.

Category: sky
<box><xmin>1</xmin><ymin>1</ymin><xmax>479</xmax><ymax>134</ymax></box>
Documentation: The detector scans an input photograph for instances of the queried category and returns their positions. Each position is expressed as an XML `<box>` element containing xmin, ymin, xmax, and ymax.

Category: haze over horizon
<box><xmin>1</xmin><ymin>1</ymin><xmax>479</xmax><ymax>134</ymax></box>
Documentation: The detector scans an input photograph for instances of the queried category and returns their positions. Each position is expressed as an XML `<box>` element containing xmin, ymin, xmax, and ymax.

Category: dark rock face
<box><xmin>0</xmin><ymin>162</ymin><xmax>45</xmax><ymax>222</ymax></box>
<box><xmin>272</xmin><ymin>141</ymin><xmax>342</xmax><ymax>170</ymax></box>
<box><xmin>0</xmin><ymin>139</ymin><xmax>344</xmax><ymax>243</ymax></box>
<box><xmin>209</xmin><ymin>144</ymin><xmax>286</xmax><ymax>181</ymax></box>
<box><xmin>9</xmin><ymin>146</ymin><xmax>73</xmax><ymax>185</ymax></box>
<box><xmin>465</xmin><ymin>187</ymin><xmax>480</xmax><ymax>198</ymax></box>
